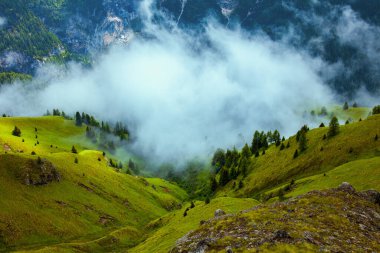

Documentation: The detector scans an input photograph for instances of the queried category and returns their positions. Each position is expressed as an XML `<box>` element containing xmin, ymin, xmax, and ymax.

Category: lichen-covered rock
<box><xmin>214</xmin><ymin>209</ymin><xmax>226</xmax><ymax>217</ymax></box>
<box><xmin>338</xmin><ymin>182</ymin><xmax>356</xmax><ymax>193</ymax></box>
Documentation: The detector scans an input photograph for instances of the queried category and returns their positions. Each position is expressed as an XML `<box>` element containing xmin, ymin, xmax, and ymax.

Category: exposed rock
<box><xmin>359</xmin><ymin>190</ymin><xmax>380</xmax><ymax>205</ymax></box>
<box><xmin>22</xmin><ymin>158</ymin><xmax>60</xmax><ymax>186</ymax></box>
<box><xmin>214</xmin><ymin>209</ymin><xmax>226</xmax><ymax>217</ymax></box>
<box><xmin>273</xmin><ymin>230</ymin><xmax>291</xmax><ymax>240</ymax></box>
<box><xmin>338</xmin><ymin>182</ymin><xmax>356</xmax><ymax>193</ymax></box>
<box><xmin>172</xmin><ymin>188</ymin><xmax>380</xmax><ymax>252</ymax></box>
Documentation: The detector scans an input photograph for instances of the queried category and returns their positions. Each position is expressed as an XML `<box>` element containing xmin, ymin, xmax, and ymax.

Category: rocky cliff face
<box><xmin>172</xmin><ymin>183</ymin><xmax>380</xmax><ymax>252</ymax></box>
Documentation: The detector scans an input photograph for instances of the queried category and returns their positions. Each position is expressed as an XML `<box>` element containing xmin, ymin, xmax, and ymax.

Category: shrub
<box><xmin>74</xmin><ymin>157</ymin><xmax>78</xmax><ymax>164</ymax></box>
<box><xmin>31</xmin><ymin>151</ymin><xmax>36</xmax><ymax>155</ymax></box>
<box><xmin>280</xmin><ymin>143</ymin><xmax>285</xmax><ymax>150</ymax></box>
<box><xmin>375</xmin><ymin>134</ymin><xmax>379</xmax><ymax>141</ymax></box>
<box><xmin>12</xmin><ymin>126</ymin><xmax>21</xmax><ymax>137</ymax></box>
<box><xmin>205</xmin><ymin>197</ymin><xmax>210</xmax><ymax>205</ymax></box>
<box><xmin>71</xmin><ymin>146</ymin><xmax>77</xmax><ymax>154</ymax></box>
<box><xmin>293</xmin><ymin>149</ymin><xmax>299</xmax><ymax>159</ymax></box>
<box><xmin>190</xmin><ymin>201</ymin><xmax>195</xmax><ymax>209</ymax></box>
<box><xmin>319</xmin><ymin>123</ymin><xmax>325</xmax><ymax>128</ymax></box>
<box><xmin>372</xmin><ymin>105</ymin><xmax>380</xmax><ymax>115</ymax></box>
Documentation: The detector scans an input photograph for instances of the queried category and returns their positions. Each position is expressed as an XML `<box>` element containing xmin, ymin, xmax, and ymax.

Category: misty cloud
<box><xmin>0</xmin><ymin>17</ymin><xmax>335</xmax><ymax>165</ymax></box>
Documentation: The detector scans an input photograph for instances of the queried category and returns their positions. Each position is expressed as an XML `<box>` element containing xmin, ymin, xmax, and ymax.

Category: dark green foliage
<box><xmin>0</xmin><ymin>72</ymin><xmax>32</xmax><ymax>84</ymax></box>
<box><xmin>349</xmin><ymin>147</ymin><xmax>354</xmax><ymax>153</ymax></box>
<box><xmin>251</xmin><ymin>131</ymin><xmax>268</xmax><ymax>154</ymax></box>
<box><xmin>118</xmin><ymin>162</ymin><xmax>123</xmax><ymax>169</ymax></box>
<box><xmin>239</xmin><ymin>156</ymin><xmax>249</xmax><ymax>177</ymax></box>
<box><xmin>345</xmin><ymin>120</ymin><xmax>350</xmax><ymax>125</ymax></box>
<box><xmin>352</xmin><ymin>102</ymin><xmax>358</xmax><ymax>108</ymax></box>
<box><xmin>75</xmin><ymin>112</ymin><xmax>82</xmax><ymax>126</ymax></box>
<box><xmin>293</xmin><ymin>149</ymin><xmax>299</xmax><ymax>159</ymax></box>
<box><xmin>262</xmin><ymin>150</ymin><xmax>266</xmax><ymax>155</ymax></box>
<box><xmin>219</xmin><ymin>167</ymin><xmax>230</xmax><ymax>186</ymax></box>
<box><xmin>255</xmin><ymin>151</ymin><xmax>260</xmax><ymax>158</ymax></box>
<box><xmin>205</xmin><ymin>197</ymin><xmax>210</xmax><ymax>204</ymax></box>
<box><xmin>74</xmin><ymin>157</ymin><xmax>78</xmax><ymax>164</ymax></box>
<box><xmin>114</xmin><ymin>121</ymin><xmax>129</xmax><ymax>140</ymax></box>
<box><xmin>0</xmin><ymin>0</ymin><xmax>62</xmax><ymax>59</ymax></box>
<box><xmin>280</xmin><ymin>143</ymin><xmax>285</xmax><ymax>151</ymax></box>
<box><xmin>31</xmin><ymin>151</ymin><xmax>36</xmax><ymax>155</ymax></box>
<box><xmin>375</xmin><ymin>134</ymin><xmax>378</xmax><ymax>141</ymax></box>
<box><xmin>12</xmin><ymin>126</ymin><xmax>21</xmax><ymax>137</ymax></box>
<box><xmin>190</xmin><ymin>201</ymin><xmax>195</xmax><ymax>209</ymax></box>
<box><xmin>241</xmin><ymin>144</ymin><xmax>251</xmax><ymax>159</ymax></box>
<box><xmin>323</xmin><ymin>134</ymin><xmax>327</xmax><ymax>140</ymax></box>
<box><xmin>37</xmin><ymin>156</ymin><xmax>42</xmax><ymax>164</ymax></box>
<box><xmin>298</xmin><ymin>130</ymin><xmax>307</xmax><ymax>152</ymax></box>
<box><xmin>211</xmin><ymin>149</ymin><xmax>225</xmax><ymax>169</ymax></box>
<box><xmin>319</xmin><ymin>123</ymin><xmax>325</xmax><ymax>128</ymax></box>
<box><xmin>372</xmin><ymin>105</ymin><xmax>380</xmax><ymax>115</ymax></box>
<box><xmin>328</xmin><ymin>116</ymin><xmax>340</xmax><ymax>137</ymax></box>
<box><xmin>296</xmin><ymin>125</ymin><xmax>309</xmax><ymax>142</ymax></box>
<box><xmin>343</xmin><ymin>102</ymin><xmax>349</xmax><ymax>110</ymax></box>
<box><xmin>71</xmin><ymin>145</ymin><xmax>77</xmax><ymax>154</ymax></box>
<box><xmin>286</xmin><ymin>142</ymin><xmax>290</xmax><ymax>148</ymax></box>
<box><xmin>238</xmin><ymin>180</ymin><xmax>243</xmax><ymax>189</ymax></box>
<box><xmin>229</xmin><ymin>167</ymin><xmax>238</xmax><ymax>180</ymax></box>
<box><xmin>210</xmin><ymin>176</ymin><xmax>218</xmax><ymax>192</ymax></box>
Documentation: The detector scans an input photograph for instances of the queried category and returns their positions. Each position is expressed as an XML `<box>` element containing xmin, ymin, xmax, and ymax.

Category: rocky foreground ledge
<box><xmin>172</xmin><ymin>183</ymin><xmax>380</xmax><ymax>253</ymax></box>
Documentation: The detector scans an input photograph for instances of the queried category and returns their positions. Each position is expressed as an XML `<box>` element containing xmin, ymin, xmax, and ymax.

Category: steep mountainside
<box><xmin>1</xmin><ymin>0</ymin><xmax>380</xmax><ymax>95</ymax></box>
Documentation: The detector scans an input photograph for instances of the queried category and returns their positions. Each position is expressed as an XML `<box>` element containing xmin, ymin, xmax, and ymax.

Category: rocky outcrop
<box><xmin>22</xmin><ymin>158</ymin><xmax>61</xmax><ymax>186</ymax></box>
<box><xmin>172</xmin><ymin>184</ymin><xmax>380</xmax><ymax>253</ymax></box>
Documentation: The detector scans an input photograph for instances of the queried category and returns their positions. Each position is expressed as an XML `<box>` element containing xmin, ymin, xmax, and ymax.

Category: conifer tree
<box><xmin>299</xmin><ymin>130</ymin><xmax>307</xmax><ymax>152</ymax></box>
<box><xmin>75</xmin><ymin>112</ymin><xmax>82</xmax><ymax>126</ymax></box>
<box><xmin>328</xmin><ymin>116</ymin><xmax>340</xmax><ymax>137</ymax></box>
<box><xmin>343</xmin><ymin>102</ymin><xmax>349</xmax><ymax>110</ymax></box>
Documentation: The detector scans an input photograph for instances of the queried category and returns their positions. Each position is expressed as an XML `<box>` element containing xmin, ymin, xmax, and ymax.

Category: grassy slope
<box><xmin>216</xmin><ymin>113</ymin><xmax>380</xmax><ymax>199</ymax></box>
<box><xmin>0</xmin><ymin>116</ymin><xmax>188</xmax><ymax>252</ymax></box>
<box><xmin>265</xmin><ymin>156</ymin><xmax>380</xmax><ymax>201</ymax></box>
<box><xmin>130</xmin><ymin>197</ymin><xmax>260</xmax><ymax>253</ymax></box>
<box><xmin>172</xmin><ymin>188</ymin><xmax>380</xmax><ymax>252</ymax></box>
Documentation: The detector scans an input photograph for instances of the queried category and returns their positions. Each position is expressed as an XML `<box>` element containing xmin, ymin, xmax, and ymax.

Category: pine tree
<box><xmin>71</xmin><ymin>145</ymin><xmax>77</xmax><ymax>154</ymax></box>
<box><xmin>298</xmin><ymin>130</ymin><xmax>307</xmax><ymax>152</ymax></box>
<box><xmin>319</xmin><ymin>123</ymin><xmax>325</xmax><ymax>128</ymax></box>
<box><xmin>328</xmin><ymin>116</ymin><xmax>340</xmax><ymax>137</ymax></box>
<box><xmin>12</xmin><ymin>126</ymin><xmax>21</xmax><ymax>137</ymax></box>
<box><xmin>239</xmin><ymin>156</ymin><xmax>249</xmax><ymax>177</ymax></box>
<box><xmin>219</xmin><ymin>168</ymin><xmax>230</xmax><ymax>186</ymax></box>
<box><xmin>352</xmin><ymin>102</ymin><xmax>358</xmax><ymax>108</ymax></box>
<box><xmin>293</xmin><ymin>149</ymin><xmax>299</xmax><ymax>159</ymax></box>
<box><xmin>375</xmin><ymin>134</ymin><xmax>378</xmax><ymax>141</ymax></box>
<box><xmin>75</xmin><ymin>112</ymin><xmax>82</xmax><ymax>126</ymax></box>
<box><xmin>286</xmin><ymin>142</ymin><xmax>290</xmax><ymax>148</ymax></box>
<box><xmin>241</xmin><ymin>143</ymin><xmax>251</xmax><ymax>159</ymax></box>
<box><xmin>280</xmin><ymin>143</ymin><xmax>285</xmax><ymax>150</ymax></box>
<box><xmin>343</xmin><ymin>102</ymin><xmax>349</xmax><ymax>110</ymax></box>
<box><xmin>210</xmin><ymin>176</ymin><xmax>218</xmax><ymax>192</ymax></box>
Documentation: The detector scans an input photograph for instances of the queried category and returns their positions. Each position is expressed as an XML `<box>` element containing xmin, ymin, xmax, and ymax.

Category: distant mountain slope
<box><xmin>0</xmin><ymin>0</ymin><xmax>379</xmax><ymax>95</ymax></box>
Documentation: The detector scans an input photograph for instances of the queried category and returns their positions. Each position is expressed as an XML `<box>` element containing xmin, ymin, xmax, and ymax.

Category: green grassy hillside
<box><xmin>130</xmin><ymin>197</ymin><xmax>259</xmax><ymax>253</ymax></box>
<box><xmin>172</xmin><ymin>186</ymin><xmax>380</xmax><ymax>252</ymax></box>
<box><xmin>0</xmin><ymin>116</ymin><xmax>188</xmax><ymax>252</ymax></box>
<box><xmin>216</xmin><ymin>114</ymin><xmax>380</xmax><ymax>199</ymax></box>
